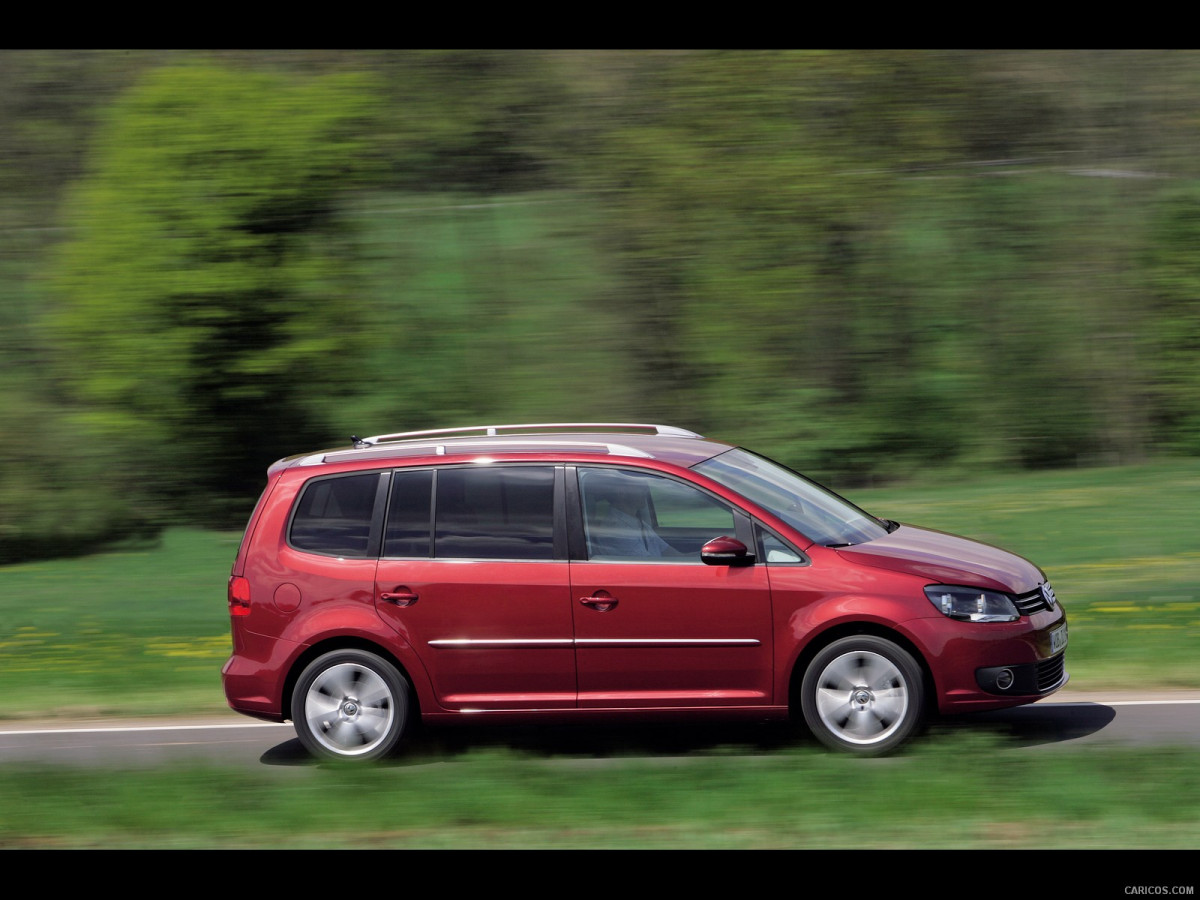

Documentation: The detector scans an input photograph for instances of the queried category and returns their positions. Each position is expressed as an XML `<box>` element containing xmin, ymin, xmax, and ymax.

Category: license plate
<box><xmin>1049</xmin><ymin>623</ymin><xmax>1068</xmax><ymax>654</ymax></box>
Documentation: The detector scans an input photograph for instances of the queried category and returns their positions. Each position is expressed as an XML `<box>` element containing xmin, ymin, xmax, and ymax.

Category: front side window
<box><xmin>290</xmin><ymin>472</ymin><xmax>381</xmax><ymax>557</ymax></box>
<box><xmin>435</xmin><ymin>466</ymin><xmax>556</xmax><ymax>560</ymax></box>
<box><xmin>579</xmin><ymin>468</ymin><xmax>736</xmax><ymax>561</ymax></box>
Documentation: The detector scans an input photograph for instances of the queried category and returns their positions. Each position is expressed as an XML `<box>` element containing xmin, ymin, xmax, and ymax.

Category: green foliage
<box><xmin>372</xmin><ymin>50</ymin><xmax>572</xmax><ymax>193</ymax></box>
<box><xmin>2</xmin><ymin>51</ymin><xmax>1200</xmax><ymax>556</ymax></box>
<box><xmin>0</xmin><ymin>51</ymin><xmax>167</xmax><ymax>226</ymax></box>
<box><xmin>0</xmin><ymin>380</ymin><xmax>158</xmax><ymax>564</ymax></box>
<box><xmin>571</xmin><ymin>52</ymin><xmax>1042</xmax><ymax>481</ymax></box>
<box><xmin>44</xmin><ymin>61</ymin><xmax>380</xmax><ymax>523</ymax></box>
<box><xmin>1144</xmin><ymin>180</ymin><xmax>1200</xmax><ymax>454</ymax></box>
<box><xmin>315</xmin><ymin>191</ymin><xmax>636</xmax><ymax>435</ymax></box>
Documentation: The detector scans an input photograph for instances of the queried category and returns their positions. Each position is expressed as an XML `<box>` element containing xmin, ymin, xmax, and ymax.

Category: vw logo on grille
<box><xmin>1041</xmin><ymin>582</ymin><xmax>1057</xmax><ymax>609</ymax></box>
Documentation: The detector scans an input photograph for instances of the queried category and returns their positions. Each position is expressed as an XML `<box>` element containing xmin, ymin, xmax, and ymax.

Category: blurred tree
<box><xmin>0</xmin><ymin>378</ymin><xmax>158</xmax><ymax>563</ymax></box>
<box><xmin>565</xmin><ymin>50</ymin><xmax>1188</xmax><ymax>478</ymax></box>
<box><xmin>570</xmin><ymin>51</ymin><xmax>974</xmax><ymax>480</ymax></box>
<box><xmin>44</xmin><ymin>61</ymin><xmax>380</xmax><ymax>524</ymax></box>
<box><xmin>1144</xmin><ymin>180</ymin><xmax>1200</xmax><ymax>455</ymax></box>
<box><xmin>4</xmin><ymin>49</ymin><xmax>1200</xmax><ymax>562</ymax></box>
<box><xmin>372</xmin><ymin>50</ymin><xmax>572</xmax><ymax>193</ymax></box>
<box><xmin>0</xmin><ymin>52</ymin><xmax>166</xmax><ymax>228</ymax></box>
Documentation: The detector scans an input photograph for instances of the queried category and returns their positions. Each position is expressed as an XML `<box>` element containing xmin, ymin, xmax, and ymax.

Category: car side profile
<box><xmin>222</xmin><ymin>423</ymin><xmax>1068</xmax><ymax>760</ymax></box>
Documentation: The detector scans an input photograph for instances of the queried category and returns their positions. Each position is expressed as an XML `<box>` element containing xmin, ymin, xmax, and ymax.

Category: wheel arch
<box><xmin>787</xmin><ymin>621</ymin><xmax>937</xmax><ymax>717</ymax></box>
<box><xmin>283</xmin><ymin>637</ymin><xmax>423</xmax><ymax>725</ymax></box>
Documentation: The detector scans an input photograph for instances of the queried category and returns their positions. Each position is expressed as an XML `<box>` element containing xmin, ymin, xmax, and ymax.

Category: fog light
<box><xmin>995</xmin><ymin>668</ymin><xmax>1015</xmax><ymax>691</ymax></box>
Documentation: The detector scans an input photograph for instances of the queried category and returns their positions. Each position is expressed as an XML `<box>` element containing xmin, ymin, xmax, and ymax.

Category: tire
<box><xmin>799</xmin><ymin>636</ymin><xmax>924</xmax><ymax>755</ymax></box>
<box><xmin>291</xmin><ymin>649</ymin><xmax>410</xmax><ymax>761</ymax></box>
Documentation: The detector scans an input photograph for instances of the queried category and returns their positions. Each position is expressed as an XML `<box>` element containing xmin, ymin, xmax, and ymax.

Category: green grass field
<box><xmin>0</xmin><ymin>527</ymin><xmax>239</xmax><ymax>719</ymax></box>
<box><xmin>0</xmin><ymin>460</ymin><xmax>1197</xmax><ymax>721</ymax></box>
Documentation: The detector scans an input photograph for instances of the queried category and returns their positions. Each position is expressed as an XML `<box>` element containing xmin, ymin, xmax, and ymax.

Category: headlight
<box><xmin>924</xmin><ymin>585</ymin><xmax>1019</xmax><ymax>623</ymax></box>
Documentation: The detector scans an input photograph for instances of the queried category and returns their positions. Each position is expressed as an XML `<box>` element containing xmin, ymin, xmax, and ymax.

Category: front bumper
<box><xmin>906</xmin><ymin>605</ymin><xmax>1069</xmax><ymax>713</ymax></box>
<box><xmin>977</xmin><ymin>652</ymin><xmax>1068</xmax><ymax>695</ymax></box>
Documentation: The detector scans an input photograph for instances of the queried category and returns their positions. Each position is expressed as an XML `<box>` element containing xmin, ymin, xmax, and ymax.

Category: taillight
<box><xmin>228</xmin><ymin>575</ymin><xmax>251</xmax><ymax>617</ymax></box>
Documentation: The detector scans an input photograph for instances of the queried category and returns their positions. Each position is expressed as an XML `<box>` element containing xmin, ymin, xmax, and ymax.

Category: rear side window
<box><xmin>435</xmin><ymin>466</ymin><xmax>555</xmax><ymax>560</ymax></box>
<box><xmin>290</xmin><ymin>473</ymin><xmax>381</xmax><ymax>557</ymax></box>
<box><xmin>384</xmin><ymin>470</ymin><xmax>434</xmax><ymax>558</ymax></box>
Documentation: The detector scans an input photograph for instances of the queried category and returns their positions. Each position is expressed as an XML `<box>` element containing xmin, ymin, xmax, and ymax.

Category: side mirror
<box><xmin>701</xmin><ymin>535</ymin><xmax>754</xmax><ymax>567</ymax></box>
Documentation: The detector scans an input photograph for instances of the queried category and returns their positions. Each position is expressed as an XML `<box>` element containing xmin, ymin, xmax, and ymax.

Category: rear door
<box><xmin>373</xmin><ymin>465</ymin><xmax>575</xmax><ymax>710</ymax></box>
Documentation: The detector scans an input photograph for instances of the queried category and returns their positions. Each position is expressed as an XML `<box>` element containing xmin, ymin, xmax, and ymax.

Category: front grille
<box><xmin>1037</xmin><ymin>652</ymin><xmax>1066</xmax><ymax>691</ymax></box>
<box><xmin>1013</xmin><ymin>582</ymin><xmax>1055</xmax><ymax>615</ymax></box>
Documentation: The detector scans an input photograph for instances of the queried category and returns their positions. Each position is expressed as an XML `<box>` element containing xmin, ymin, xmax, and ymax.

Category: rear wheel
<box><xmin>800</xmin><ymin>636</ymin><xmax>924</xmax><ymax>755</ymax></box>
<box><xmin>291</xmin><ymin>650</ymin><xmax>409</xmax><ymax>761</ymax></box>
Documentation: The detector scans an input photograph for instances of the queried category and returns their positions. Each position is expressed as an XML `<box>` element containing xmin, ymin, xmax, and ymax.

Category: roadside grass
<box><xmin>1</xmin><ymin>733</ymin><xmax>1198</xmax><ymax>849</ymax></box>
<box><xmin>0</xmin><ymin>528</ymin><xmax>239</xmax><ymax>719</ymax></box>
<box><xmin>0</xmin><ymin>459</ymin><xmax>1197</xmax><ymax>721</ymax></box>
<box><xmin>852</xmin><ymin>459</ymin><xmax>1200</xmax><ymax>691</ymax></box>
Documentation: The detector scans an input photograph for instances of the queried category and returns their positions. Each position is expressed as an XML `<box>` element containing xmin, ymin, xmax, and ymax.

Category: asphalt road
<box><xmin>0</xmin><ymin>690</ymin><xmax>1197</xmax><ymax>768</ymax></box>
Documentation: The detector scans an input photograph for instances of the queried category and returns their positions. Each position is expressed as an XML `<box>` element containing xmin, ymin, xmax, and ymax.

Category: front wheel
<box><xmin>799</xmin><ymin>636</ymin><xmax>924</xmax><ymax>755</ymax></box>
<box><xmin>291</xmin><ymin>649</ymin><xmax>410</xmax><ymax>761</ymax></box>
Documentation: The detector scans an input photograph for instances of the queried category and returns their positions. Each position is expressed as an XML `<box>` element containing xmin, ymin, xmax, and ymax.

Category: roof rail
<box><xmin>352</xmin><ymin>423</ymin><xmax>702</xmax><ymax>448</ymax></box>
<box><xmin>326</xmin><ymin>438</ymin><xmax>655</xmax><ymax>463</ymax></box>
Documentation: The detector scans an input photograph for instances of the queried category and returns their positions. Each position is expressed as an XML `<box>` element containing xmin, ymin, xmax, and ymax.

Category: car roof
<box><xmin>270</xmin><ymin>423</ymin><xmax>734</xmax><ymax>474</ymax></box>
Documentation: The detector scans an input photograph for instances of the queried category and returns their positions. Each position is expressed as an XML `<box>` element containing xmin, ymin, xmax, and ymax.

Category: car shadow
<box><xmin>259</xmin><ymin>720</ymin><xmax>803</xmax><ymax>767</ymax></box>
<box><xmin>930</xmin><ymin>702</ymin><xmax>1117</xmax><ymax>747</ymax></box>
<box><xmin>258</xmin><ymin>703</ymin><xmax>1119</xmax><ymax>766</ymax></box>
<box><xmin>259</xmin><ymin>736</ymin><xmax>315</xmax><ymax>765</ymax></box>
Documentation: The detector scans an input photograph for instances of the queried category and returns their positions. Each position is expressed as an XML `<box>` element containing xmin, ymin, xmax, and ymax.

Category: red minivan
<box><xmin>222</xmin><ymin>423</ymin><xmax>1068</xmax><ymax>760</ymax></box>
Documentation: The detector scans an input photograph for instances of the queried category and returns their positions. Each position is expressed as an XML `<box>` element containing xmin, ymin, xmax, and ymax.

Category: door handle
<box><xmin>380</xmin><ymin>589</ymin><xmax>419</xmax><ymax>607</ymax></box>
<box><xmin>579</xmin><ymin>591</ymin><xmax>618</xmax><ymax>612</ymax></box>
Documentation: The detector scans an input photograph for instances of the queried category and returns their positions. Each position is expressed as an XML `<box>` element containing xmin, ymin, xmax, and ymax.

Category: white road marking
<box><xmin>1050</xmin><ymin>699</ymin><xmax>1200</xmax><ymax>707</ymax></box>
<box><xmin>0</xmin><ymin>722</ymin><xmax>293</xmax><ymax>736</ymax></box>
<box><xmin>2</xmin><ymin>697</ymin><xmax>1199</xmax><ymax>736</ymax></box>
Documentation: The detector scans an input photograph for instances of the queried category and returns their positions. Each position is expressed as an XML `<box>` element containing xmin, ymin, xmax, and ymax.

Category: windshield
<box><xmin>694</xmin><ymin>448</ymin><xmax>890</xmax><ymax>547</ymax></box>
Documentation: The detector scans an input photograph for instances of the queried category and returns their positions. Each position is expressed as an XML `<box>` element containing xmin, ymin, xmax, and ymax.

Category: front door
<box><xmin>569</xmin><ymin>467</ymin><xmax>774</xmax><ymax>708</ymax></box>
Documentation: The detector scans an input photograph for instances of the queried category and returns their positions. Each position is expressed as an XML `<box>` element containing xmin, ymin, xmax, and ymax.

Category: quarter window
<box><xmin>758</xmin><ymin>526</ymin><xmax>806</xmax><ymax>564</ymax></box>
<box><xmin>290</xmin><ymin>473</ymin><xmax>381</xmax><ymax>557</ymax></box>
